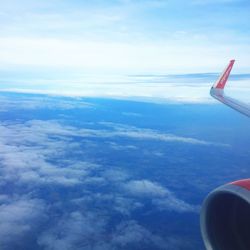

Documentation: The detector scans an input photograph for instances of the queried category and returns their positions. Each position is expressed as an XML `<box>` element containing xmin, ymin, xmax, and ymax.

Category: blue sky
<box><xmin>0</xmin><ymin>0</ymin><xmax>249</xmax><ymax>75</ymax></box>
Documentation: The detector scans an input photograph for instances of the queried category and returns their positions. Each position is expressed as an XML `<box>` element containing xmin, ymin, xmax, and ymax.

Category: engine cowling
<box><xmin>200</xmin><ymin>179</ymin><xmax>250</xmax><ymax>250</ymax></box>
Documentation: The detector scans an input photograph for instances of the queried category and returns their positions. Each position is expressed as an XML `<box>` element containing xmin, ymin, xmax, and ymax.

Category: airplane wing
<box><xmin>210</xmin><ymin>60</ymin><xmax>250</xmax><ymax>117</ymax></box>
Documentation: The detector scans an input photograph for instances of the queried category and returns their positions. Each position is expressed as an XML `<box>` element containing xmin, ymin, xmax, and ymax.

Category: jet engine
<box><xmin>200</xmin><ymin>179</ymin><xmax>250</xmax><ymax>250</ymax></box>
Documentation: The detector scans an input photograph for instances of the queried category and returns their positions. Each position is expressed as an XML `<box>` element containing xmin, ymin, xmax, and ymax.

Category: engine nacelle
<box><xmin>200</xmin><ymin>179</ymin><xmax>250</xmax><ymax>250</ymax></box>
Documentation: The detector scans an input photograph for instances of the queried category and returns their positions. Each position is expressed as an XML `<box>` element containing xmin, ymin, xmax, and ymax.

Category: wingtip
<box><xmin>212</xmin><ymin>60</ymin><xmax>235</xmax><ymax>90</ymax></box>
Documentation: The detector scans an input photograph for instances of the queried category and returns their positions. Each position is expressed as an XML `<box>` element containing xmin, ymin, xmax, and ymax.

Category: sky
<box><xmin>0</xmin><ymin>0</ymin><xmax>250</xmax><ymax>75</ymax></box>
<box><xmin>0</xmin><ymin>0</ymin><xmax>250</xmax><ymax>101</ymax></box>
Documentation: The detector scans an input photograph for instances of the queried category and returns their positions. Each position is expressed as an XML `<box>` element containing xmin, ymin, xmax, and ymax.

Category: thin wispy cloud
<box><xmin>0</xmin><ymin>119</ymin><xmax>228</xmax><ymax>146</ymax></box>
<box><xmin>99</xmin><ymin>122</ymin><xmax>229</xmax><ymax>146</ymax></box>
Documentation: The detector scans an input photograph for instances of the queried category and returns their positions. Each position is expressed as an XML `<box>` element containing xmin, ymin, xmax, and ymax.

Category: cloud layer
<box><xmin>0</xmin><ymin>114</ymin><xmax>204</xmax><ymax>249</ymax></box>
<box><xmin>1</xmin><ymin>92</ymin><xmax>236</xmax><ymax>249</ymax></box>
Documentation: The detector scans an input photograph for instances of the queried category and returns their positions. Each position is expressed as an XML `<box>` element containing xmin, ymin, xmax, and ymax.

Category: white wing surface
<box><xmin>210</xmin><ymin>60</ymin><xmax>250</xmax><ymax>117</ymax></box>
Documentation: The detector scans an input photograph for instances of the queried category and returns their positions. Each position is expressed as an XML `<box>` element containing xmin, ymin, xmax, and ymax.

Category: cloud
<box><xmin>38</xmin><ymin>212</ymin><xmax>183</xmax><ymax>250</ymax></box>
<box><xmin>0</xmin><ymin>37</ymin><xmax>249</xmax><ymax>74</ymax></box>
<box><xmin>37</xmin><ymin>211</ymin><xmax>108</xmax><ymax>250</ymax></box>
<box><xmin>0</xmin><ymin>117</ymin><xmax>218</xmax><ymax>219</ymax></box>
<box><xmin>123</xmin><ymin>180</ymin><xmax>169</xmax><ymax>197</ymax></box>
<box><xmin>0</xmin><ymin>194</ymin><xmax>9</xmax><ymax>202</ymax></box>
<box><xmin>1</xmin><ymin>73</ymin><xmax>250</xmax><ymax>104</ymax></box>
<box><xmin>0</xmin><ymin>197</ymin><xmax>46</xmax><ymax>249</ymax></box>
<box><xmin>153</xmin><ymin>197</ymin><xmax>200</xmax><ymax>213</ymax></box>
<box><xmin>123</xmin><ymin>180</ymin><xmax>199</xmax><ymax>213</ymax></box>
<box><xmin>99</xmin><ymin>122</ymin><xmax>229</xmax><ymax>146</ymax></box>
<box><xmin>0</xmin><ymin>94</ymin><xmax>93</xmax><ymax>111</ymax></box>
<box><xmin>0</xmin><ymin>115</ymin><xmax>200</xmax><ymax>249</ymax></box>
<box><xmin>112</xmin><ymin>220</ymin><xmax>166</xmax><ymax>248</ymax></box>
<box><xmin>103</xmin><ymin>169</ymin><xmax>130</xmax><ymax>182</ymax></box>
<box><xmin>1</xmin><ymin>118</ymin><xmax>226</xmax><ymax>150</ymax></box>
<box><xmin>108</xmin><ymin>141</ymin><xmax>138</xmax><ymax>151</ymax></box>
<box><xmin>0</xmin><ymin>120</ymin><xmax>100</xmax><ymax>188</ymax></box>
<box><xmin>0</xmin><ymin>82</ymin><xmax>215</xmax><ymax>104</ymax></box>
<box><xmin>112</xmin><ymin>220</ymin><xmax>191</xmax><ymax>250</ymax></box>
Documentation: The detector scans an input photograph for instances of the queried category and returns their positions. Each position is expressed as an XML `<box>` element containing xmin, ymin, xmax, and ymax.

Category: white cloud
<box><xmin>0</xmin><ymin>116</ymin><xmax>201</xmax><ymax>249</ymax></box>
<box><xmin>0</xmin><ymin>37</ymin><xmax>249</xmax><ymax>74</ymax></box>
<box><xmin>99</xmin><ymin>122</ymin><xmax>229</xmax><ymax>146</ymax></box>
<box><xmin>123</xmin><ymin>179</ymin><xmax>199</xmax><ymax>213</ymax></box>
<box><xmin>153</xmin><ymin>197</ymin><xmax>200</xmax><ymax>213</ymax></box>
<box><xmin>123</xmin><ymin>180</ymin><xmax>169</xmax><ymax>197</ymax></box>
<box><xmin>1</xmin><ymin>119</ymin><xmax>226</xmax><ymax>149</ymax></box>
<box><xmin>112</xmin><ymin>220</ymin><xmax>189</xmax><ymax>250</ymax></box>
<box><xmin>0</xmin><ymin>95</ymin><xmax>93</xmax><ymax>111</ymax></box>
<box><xmin>37</xmin><ymin>211</ymin><xmax>108</xmax><ymax>250</ymax></box>
<box><xmin>108</xmin><ymin>141</ymin><xmax>138</xmax><ymax>150</ymax></box>
<box><xmin>0</xmin><ymin>120</ymin><xmax>100</xmax><ymax>188</ymax></box>
<box><xmin>1</xmin><ymin>74</ymin><xmax>250</xmax><ymax>104</ymax></box>
<box><xmin>38</xmin><ymin>213</ymin><xmax>183</xmax><ymax>250</ymax></box>
<box><xmin>112</xmin><ymin>220</ymin><xmax>166</xmax><ymax>248</ymax></box>
<box><xmin>0</xmin><ymin>198</ymin><xmax>46</xmax><ymax>248</ymax></box>
<box><xmin>103</xmin><ymin>169</ymin><xmax>130</xmax><ymax>182</ymax></box>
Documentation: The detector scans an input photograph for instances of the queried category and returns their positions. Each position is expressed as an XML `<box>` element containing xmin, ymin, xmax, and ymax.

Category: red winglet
<box><xmin>213</xmin><ymin>60</ymin><xmax>235</xmax><ymax>89</ymax></box>
<box><xmin>231</xmin><ymin>179</ymin><xmax>250</xmax><ymax>191</ymax></box>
